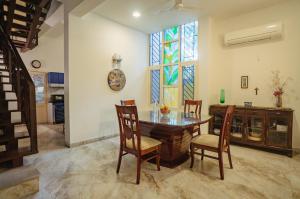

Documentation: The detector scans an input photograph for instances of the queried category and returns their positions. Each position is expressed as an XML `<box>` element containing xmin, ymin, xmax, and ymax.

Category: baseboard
<box><xmin>66</xmin><ymin>134</ymin><xmax>118</xmax><ymax>148</ymax></box>
<box><xmin>293</xmin><ymin>148</ymin><xmax>300</xmax><ymax>154</ymax></box>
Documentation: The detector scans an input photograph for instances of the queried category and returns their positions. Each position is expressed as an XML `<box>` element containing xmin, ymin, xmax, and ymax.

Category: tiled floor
<box><xmin>3</xmin><ymin>124</ymin><xmax>300</xmax><ymax>199</ymax></box>
<box><xmin>15</xmin><ymin>125</ymin><xmax>299</xmax><ymax>199</ymax></box>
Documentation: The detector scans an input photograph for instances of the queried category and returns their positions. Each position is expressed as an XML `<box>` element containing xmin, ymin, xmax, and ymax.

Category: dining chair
<box><xmin>184</xmin><ymin>100</ymin><xmax>202</xmax><ymax>137</ymax></box>
<box><xmin>190</xmin><ymin>105</ymin><xmax>235</xmax><ymax>180</ymax></box>
<box><xmin>115</xmin><ymin>105</ymin><xmax>162</xmax><ymax>184</ymax></box>
<box><xmin>120</xmin><ymin>99</ymin><xmax>135</xmax><ymax>106</ymax></box>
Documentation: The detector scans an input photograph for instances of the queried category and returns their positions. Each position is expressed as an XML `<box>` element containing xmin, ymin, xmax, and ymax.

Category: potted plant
<box><xmin>272</xmin><ymin>71</ymin><xmax>291</xmax><ymax>108</ymax></box>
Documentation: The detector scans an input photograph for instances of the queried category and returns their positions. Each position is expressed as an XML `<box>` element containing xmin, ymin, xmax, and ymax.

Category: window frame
<box><xmin>149</xmin><ymin>22</ymin><xmax>199</xmax><ymax>108</ymax></box>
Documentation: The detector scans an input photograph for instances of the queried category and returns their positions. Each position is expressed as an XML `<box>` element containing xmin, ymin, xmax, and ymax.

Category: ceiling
<box><xmin>91</xmin><ymin>0</ymin><xmax>288</xmax><ymax>33</ymax></box>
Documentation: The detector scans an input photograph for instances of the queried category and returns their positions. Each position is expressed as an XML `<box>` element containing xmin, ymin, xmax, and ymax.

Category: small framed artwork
<box><xmin>241</xmin><ymin>76</ymin><xmax>248</xmax><ymax>89</ymax></box>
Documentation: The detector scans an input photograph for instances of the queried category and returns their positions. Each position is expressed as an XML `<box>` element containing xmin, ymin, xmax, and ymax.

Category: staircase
<box><xmin>0</xmin><ymin>26</ymin><xmax>38</xmax><ymax>167</ymax></box>
<box><xmin>0</xmin><ymin>0</ymin><xmax>53</xmax><ymax>167</ymax></box>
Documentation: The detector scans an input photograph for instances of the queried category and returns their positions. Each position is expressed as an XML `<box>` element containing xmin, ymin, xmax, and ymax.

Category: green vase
<box><xmin>220</xmin><ymin>89</ymin><xmax>225</xmax><ymax>104</ymax></box>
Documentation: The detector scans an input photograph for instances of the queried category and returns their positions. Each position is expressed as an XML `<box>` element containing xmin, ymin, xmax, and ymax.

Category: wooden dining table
<box><xmin>138</xmin><ymin>110</ymin><xmax>212</xmax><ymax>168</ymax></box>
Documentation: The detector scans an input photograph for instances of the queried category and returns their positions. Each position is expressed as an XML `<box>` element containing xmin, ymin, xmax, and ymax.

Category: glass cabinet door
<box><xmin>246</xmin><ymin>113</ymin><xmax>265</xmax><ymax>144</ymax></box>
<box><xmin>212</xmin><ymin>112</ymin><xmax>224</xmax><ymax>135</ymax></box>
<box><xmin>267</xmin><ymin>114</ymin><xmax>289</xmax><ymax>147</ymax></box>
<box><xmin>231</xmin><ymin>115</ymin><xmax>244</xmax><ymax>140</ymax></box>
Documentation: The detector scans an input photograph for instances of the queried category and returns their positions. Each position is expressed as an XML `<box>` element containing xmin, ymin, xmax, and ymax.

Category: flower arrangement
<box><xmin>272</xmin><ymin>71</ymin><xmax>291</xmax><ymax>107</ymax></box>
<box><xmin>273</xmin><ymin>89</ymin><xmax>283</xmax><ymax>97</ymax></box>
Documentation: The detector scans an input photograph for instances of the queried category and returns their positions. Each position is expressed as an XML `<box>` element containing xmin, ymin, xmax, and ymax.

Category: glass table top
<box><xmin>138</xmin><ymin>111</ymin><xmax>212</xmax><ymax>127</ymax></box>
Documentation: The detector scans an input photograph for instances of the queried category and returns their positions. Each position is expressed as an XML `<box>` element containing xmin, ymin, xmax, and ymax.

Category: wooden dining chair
<box><xmin>120</xmin><ymin>99</ymin><xmax>135</xmax><ymax>106</ymax></box>
<box><xmin>184</xmin><ymin>100</ymin><xmax>202</xmax><ymax>137</ymax></box>
<box><xmin>190</xmin><ymin>105</ymin><xmax>235</xmax><ymax>180</ymax></box>
<box><xmin>115</xmin><ymin>105</ymin><xmax>162</xmax><ymax>184</ymax></box>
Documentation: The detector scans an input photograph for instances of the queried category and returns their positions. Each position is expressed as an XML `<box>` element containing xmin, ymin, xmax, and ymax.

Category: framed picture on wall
<box><xmin>241</xmin><ymin>76</ymin><xmax>248</xmax><ymax>89</ymax></box>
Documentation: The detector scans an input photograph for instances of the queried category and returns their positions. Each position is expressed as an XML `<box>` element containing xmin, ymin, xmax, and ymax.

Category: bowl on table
<box><xmin>160</xmin><ymin>105</ymin><xmax>170</xmax><ymax>116</ymax></box>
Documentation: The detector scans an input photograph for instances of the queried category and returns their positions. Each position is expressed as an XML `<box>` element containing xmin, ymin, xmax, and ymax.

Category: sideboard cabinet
<box><xmin>209</xmin><ymin>105</ymin><xmax>293</xmax><ymax>157</ymax></box>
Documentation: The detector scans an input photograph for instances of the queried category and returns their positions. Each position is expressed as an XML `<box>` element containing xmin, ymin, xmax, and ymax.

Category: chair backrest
<box><xmin>218</xmin><ymin>105</ymin><xmax>235</xmax><ymax>150</ymax></box>
<box><xmin>120</xmin><ymin>99</ymin><xmax>136</xmax><ymax>106</ymax></box>
<box><xmin>184</xmin><ymin>100</ymin><xmax>202</xmax><ymax>115</ymax></box>
<box><xmin>115</xmin><ymin>105</ymin><xmax>141</xmax><ymax>153</ymax></box>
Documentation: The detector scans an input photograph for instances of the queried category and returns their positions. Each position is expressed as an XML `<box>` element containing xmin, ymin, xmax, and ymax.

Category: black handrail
<box><xmin>0</xmin><ymin>23</ymin><xmax>38</xmax><ymax>153</ymax></box>
<box><xmin>0</xmin><ymin>25</ymin><xmax>33</xmax><ymax>84</ymax></box>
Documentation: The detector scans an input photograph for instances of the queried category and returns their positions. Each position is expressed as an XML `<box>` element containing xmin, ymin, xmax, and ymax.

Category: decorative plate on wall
<box><xmin>107</xmin><ymin>69</ymin><xmax>126</xmax><ymax>91</ymax></box>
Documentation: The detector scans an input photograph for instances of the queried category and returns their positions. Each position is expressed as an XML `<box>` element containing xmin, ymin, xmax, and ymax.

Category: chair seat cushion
<box><xmin>191</xmin><ymin>134</ymin><xmax>219</xmax><ymax>148</ymax></box>
<box><xmin>126</xmin><ymin>136</ymin><xmax>161</xmax><ymax>150</ymax></box>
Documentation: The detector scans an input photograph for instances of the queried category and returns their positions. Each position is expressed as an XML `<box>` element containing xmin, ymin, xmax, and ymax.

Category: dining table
<box><xmin>138</xmin><ymin>110</ymin><xmax>213</xmax><ymax>168</ymax></box>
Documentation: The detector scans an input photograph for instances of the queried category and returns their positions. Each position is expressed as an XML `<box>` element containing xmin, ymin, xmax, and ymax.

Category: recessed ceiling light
<box><xmin>132</xmin><ymin>11</ymin><xmax>141</xmax><ymax>18</ymax></box>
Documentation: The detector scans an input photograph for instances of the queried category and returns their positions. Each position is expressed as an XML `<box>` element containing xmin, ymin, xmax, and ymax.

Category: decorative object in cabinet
<box><xmin>231</xmin><ymin>113</ymin><xmax>244</xmax><ymax>140</ymax></box>
<box><xmin>246</xmin><ymin>111</ymin><xmax>265</xmax><ymax>144</ymax></box>
<box><xmin>266</xmin><ymin>110</ymin><xmax>292</xmax><ymax>148</ymax></box>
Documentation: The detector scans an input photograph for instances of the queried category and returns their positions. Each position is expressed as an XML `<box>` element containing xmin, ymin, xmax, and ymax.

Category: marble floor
<box><xmin>5</xmin><ymin>125</ymin><xmax>300</xmax><ymax>199</ymax></box>
<box><xmin>34</xmin><ymin>124</ymin><xmax>66</xmax><ymax>152</ymax></box>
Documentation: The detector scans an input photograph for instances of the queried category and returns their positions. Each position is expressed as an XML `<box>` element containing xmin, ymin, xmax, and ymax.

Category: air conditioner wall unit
<box><xmin>224</xmin><ymin>22</ymin><xmax>283</xmax><ymax>46</ymax></box>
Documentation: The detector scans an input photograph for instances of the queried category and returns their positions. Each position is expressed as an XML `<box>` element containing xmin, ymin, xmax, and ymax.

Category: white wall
<box><xmin>207</xmin><ymin>0</ymin><xmax>300</xmax><ymax>148</ymax></box>
<box><xmin>20</xmin><ymin>30</ymin><xmax>64</xmax><ymax>73</ymax></box>
<box><xmin>66</xmin><ymin>13</ymin><xmax>148</xmax><ymax>145</ymax></box>
<box><xmin>20</xmin><ymin>28</ymin><xmax>65</xmax><ymax>104</ymax></box>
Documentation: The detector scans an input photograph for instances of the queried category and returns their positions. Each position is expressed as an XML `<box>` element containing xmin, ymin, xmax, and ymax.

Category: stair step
<box><xmin>0</xmin><ymin>105</ymin><xmax>19</xmax><ymax>112</ymax></box>
<box><xmin>14</xmin><ymin>125</ymin><xmax>29</xmax><ymax>139</ymax></box>
<box><xmin>0</xmin><ymin>100</ymin><xmax>18</xmax><ymax>111</ymax></box>
<box><xmin>11</xmin><ymin>111</ymin><xmax>22</xmax><ymax>124</ymax></box>
<box><xmin>8</xmin><ymin>101</ymin><xmax>18</xmax><ymax>111</ymax></box>
<box><xmin>0</xmin><ymin>145</ymin><xmax>5</xmax><ymax>152</ymax></box>
<box><xmin>0</xmin><ymin>111</ymin><xmax>22</xmax><ymax>124</ymax></box>
<box><xmin>1</xmin><ymin>84</ymin><xmax>13</xmax><ymax>92</ymax></box>
<box><xmin>0</xmin><ymin>146</ymin><xmax>34</xmax><ymax>163</ymax></box>
<box><xmin>0</xmin><ymin>65</ymin><xmax>7</xmax><ymax>70</ymax></box>
<box><xmin>5</xmin><ymin>92</ymin><xmax>17</xmax><ymax>100</ymax></box>
<box><xmin>0</xmin><ymin>166</ymin><xmax>39</xmax><ymax>198</ymax></box>
<box><xmin>1</xmin><ymin>77</ymin><xmax>10</xmax><ymax>83</ymax></box>
<box><xmin>0</xmin><ymin>71</ymin><xmax>9</xmax><ymax>77</ymax></box>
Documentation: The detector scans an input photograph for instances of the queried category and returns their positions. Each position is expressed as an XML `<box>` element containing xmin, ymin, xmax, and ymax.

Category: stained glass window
<box><xmin>164</xmin><ymin>87</ymin><xmax>178</xmax><ymax>107</ymax></box>
<box><xmin>181</xmin><ymin>21</ymin><xmax>198</xmax><ymax>62</ymax></box>
<box><xmin>150</xmin><ymin>32</ymin><xmax>162</xmax><ymax>66</ymax></box>
<box><xmin>163</xmin><ymin>65</ymin><xmax>178</xmax><ymax>107</ymax></box>
<box><xmin>149</xmin><ymin>21</ymin><xmax>198</xmax><ymax>107</ymax></box>
<box><xmin>151</xmin><ymin>70</ymin><xmax>160</xmax><ymax>103</ymax></box>
<box><xmin>164</xmin><ymin>26</ymin><xmax>179</xmax><ymax>41</ymax></box>
<box><xmin>164</xmin><ymin>41</ymin><xmax>179</xmax><ymax>64</ymax></box>
<box><xmin>163</xmin><ymin>65</ymin><xmax>178</xmax><ymax>86</ymax></box>
<box><xmin>182</xmin><ymin>65</ymin><xmax>195</xmax><ymax>102</ymax></box>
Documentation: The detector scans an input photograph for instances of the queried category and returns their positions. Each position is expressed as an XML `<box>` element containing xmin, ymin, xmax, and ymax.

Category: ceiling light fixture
<box><xmin>132</xmin><ymin>11</ymin><xmax>141</xmax><ymax>18</ymax></box>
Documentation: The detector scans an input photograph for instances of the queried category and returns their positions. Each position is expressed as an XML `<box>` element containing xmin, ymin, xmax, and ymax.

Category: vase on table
<box><xmin>220</xmin><ymin>89</ymin><xmax>225</xmax><ymax>104</ymax></box>
<box><xmin>276</xmin><ymin>95</ymin><xmax>283</xmax><ymax>108</ymax></box>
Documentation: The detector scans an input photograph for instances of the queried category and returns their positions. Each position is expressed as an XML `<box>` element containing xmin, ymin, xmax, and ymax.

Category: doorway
<box><xmin>31</xmin><ymin>71</ymin><xmax>48</xmax><ymax>124</ymax></box>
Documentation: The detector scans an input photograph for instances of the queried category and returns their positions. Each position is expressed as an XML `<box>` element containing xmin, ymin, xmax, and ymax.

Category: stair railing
<box><xmin>0</xmin><ymin>23</ymin><xmax>38</xmax><ymax>153</ymax></box>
